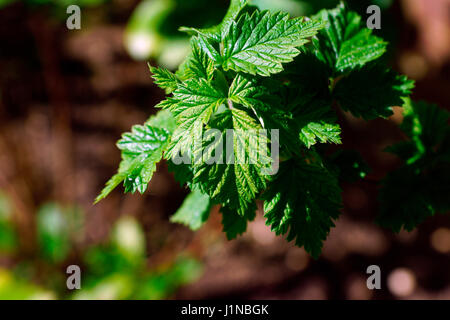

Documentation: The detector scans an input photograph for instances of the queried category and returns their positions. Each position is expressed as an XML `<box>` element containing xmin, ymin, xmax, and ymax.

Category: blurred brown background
<box><xmin>0</xmin><ymin>0</ymin><xmax>449</xmax><ymax>299</ymax></box>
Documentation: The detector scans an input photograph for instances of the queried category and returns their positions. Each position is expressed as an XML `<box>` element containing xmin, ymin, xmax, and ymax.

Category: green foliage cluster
<box><xmin>0</xmin><ymin>194</ymin><xmax>201</xmax><ymax>299</ymax></box>
<box><xmin>123</xmin><ymin>0</ymin><xmax>393</xmax><ymax>68</ymax></box>
<box><xmin>378</xmin><ymin>99</ymin><xmax>450</xmax><ymax>232</ymax></box>
<box><xmin>98</xmin><ymin>1</ymin><xmax>449</xmax><ymax>258</ymax></box>
<box><xmin>73</xmin><ymin>216</ymin><xmax>202</xmax><ymax>300</ymax></box>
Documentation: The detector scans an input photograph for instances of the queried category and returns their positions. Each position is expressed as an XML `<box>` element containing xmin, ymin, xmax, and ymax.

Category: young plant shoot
<box><xmin>97</xmin><ymin>1</ymin><xmax>449</xmax><ymax>258</ymax></box>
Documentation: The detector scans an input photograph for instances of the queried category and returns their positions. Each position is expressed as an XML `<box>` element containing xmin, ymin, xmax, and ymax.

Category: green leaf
<box><xmin>191</xmin><ymin>35</ymin><xmax>222</xmax><ymax>64</ymax></box>
<box><xmin>400</xmin><ymin>99</ymin><xmax>450</xmax><ymax>152</ymax></box>
<box><xmin>96</xmin><ymin>111</ymin><xmax>174</xmax><ymax>203</ymax></box>
<box><xmin>256</xmin><ymin>77</ymin><xmax>340</xmax><ymax>150</ymax></box>
<box><xmin>263</xmin><ymin>96</ymin><xmax>341</xmax><ymax>150</ymax></box>
<box><xmin>163</xmin><ymin>78</ymin><xmax>228</xmax><ymax>159</ymax></box>
<box><xmin>257</xmin><ymin>107</ymin><xmax>301</xmax><ymax>157</ymax></box>
<box><xmin>184</xmin><ymin>39</ymin><xmax>215</xmax><ymax>81</ymax></box>
<box><xmin>221</xmin><ymin>201</ymin><xmax>256</xmax><ymax>240</ymax></box>
<box><xmin>333</xmin><ymin>63</ymin><xmax>414</xmax><ymax>120</ymax></box>
<box><xmin>179</xmin><ymin>0</ymin><xmax>250</xmax><ymax>41</ymax></box>
<box><xmin>377</xmin><ymin>162</ymin><xmax>450</xmax><ymax>232</ymax></box>
<box><xmin>117</xmin><ymin>125</ymin><xmax>170</xmax><ymax>155</ymax></box>
<box><xmin>296</xmin><ymin>101</ymin><xmax>341</xmax><ymax>148</ymax></box>
<box><xmin>169</xmin><ymin>78</ymin><xmax>227</xmax><ymax>126</ymax></box>
<box><xmin>313</xmin><ymin>3</ymin><xmax>387</xmax><ymax>74</ymax></box>
<box><xmin>299</xmin><ymin>122</ymin><xmax>341</xmax><ymax>148</ymax></box>
<box><xmin>145</xmin><ymin>109</ymin><xmax>177</xmax><ymax>132</ymax></box>
<box><xmin>170</xmin><ymin>188</ymin><xmax>211</xmax><ymax>231</ymax></box>
<box><xmin>336</xmin><ymin>29</ymin><xmax>387</xmax><ymax>72</ymax></box>
<box><xmin>228</xmin><ymin>73</ymin><xmax>267</xmax><ymax>109</ymax></box>
<box><xmin>378</xmin><ymin>101</ymin><xmax>450</xmax><ymax>232</ymax></box>
<box><xmin>193</xmin><ymin>108</ymin><xmax>272</xmax><ymax>215</ymax></box>
<box><xmin>263</xmin><ymin>158</ymin><xmax>342</xmax><ymax>258</ymax></box>
<box><xmin>377</xmin><ymin>167</ymin><xmax>433</xmax><ymax>232</ymax></box>
<box><xmin>282</xmin><ymin>50</ymin><xmax>331</xmax><ymax>99</ymax></box>
<box><xmin>168</xmin><ymin>160</ymin><xmax>194</xmax><ymax>187</ymax></box>
<box><xmin>221</xmin><ymin>10</ymin><xmax>325</xmax><ymax>76</ymax></box>
<box><xmin>149</xmin><ymin>65</ymin><xmax>180</xmax><ymax>94</ymax></box>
